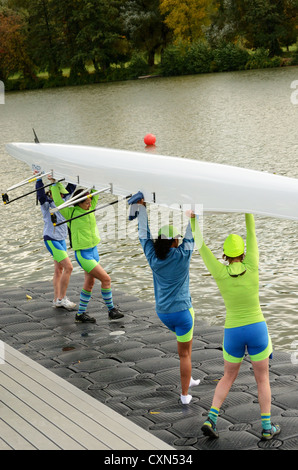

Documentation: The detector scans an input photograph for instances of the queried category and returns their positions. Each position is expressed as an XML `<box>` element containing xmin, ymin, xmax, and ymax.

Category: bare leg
<box><xmin>53</xmin><ymin>260</ymin><xmax>63</xmax><ymax>301</ymax></box>
<box><xmin>211</xmin><ymin>360</ymin><xmax>241</xmax><ymax>409</ymax></box>
<box><xmin>88</xmin><ymin>264</ymin><xmax>111</xmax><ymax>289</ymax></box>
<box><xmin>177</xmin><ymin>340</ymin><xmax>193</xmax><ymax>396</ymax></box>
<box><xmin>251</xmin><ymin>358</ymin><xmax>271</xmax><ymax>414</ymax></box>
<box><xmin>58</xmin><ymin>257</ymin><xmax>73</xmax><ymax>299</ymax></box>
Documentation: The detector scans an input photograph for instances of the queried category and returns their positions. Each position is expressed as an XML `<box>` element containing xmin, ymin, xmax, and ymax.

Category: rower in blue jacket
<box><xmin>36</xmin><ymin>176</ymin><xmax>76</xmax><ymax>310</ymax></box>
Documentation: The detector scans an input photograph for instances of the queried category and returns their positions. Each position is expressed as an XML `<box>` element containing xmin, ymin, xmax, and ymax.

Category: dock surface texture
<box><xmin>1</xmin><ymin>275</ymin><xmax>298</xmax><ymax>451</ymax></box>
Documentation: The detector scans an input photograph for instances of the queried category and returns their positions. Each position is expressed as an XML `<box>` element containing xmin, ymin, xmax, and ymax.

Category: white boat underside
<box><xmin>5</xmin><ymin>142</ymin><xmax>298</xmax><ymax>220</ymax></box>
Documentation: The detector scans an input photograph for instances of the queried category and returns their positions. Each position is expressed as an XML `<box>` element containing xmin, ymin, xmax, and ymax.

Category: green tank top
<box><xmin>191</xmin><ymin>214</ymin><xmax>264</xmax><ymax>328</ymax></box>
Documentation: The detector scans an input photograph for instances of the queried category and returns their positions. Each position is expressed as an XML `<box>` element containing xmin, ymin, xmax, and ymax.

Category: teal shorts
<box><xmin>157</xmin><ymin>308</ymin><xmax>194</xmax><ymax>343</ymax></box>
<box><xmin>44</xmin><ymin>239</ymin><xmax>68</xmax><ymax>263</ymax></box>
<box><xmin>223</xmin><ymin>321</ymin><xmax>273</xmax><ymax>363</ymax></box>
<box><xmin>75</xmin><ymin>247</ymin><xmax>100</xmax><ymax>273</ymax></box>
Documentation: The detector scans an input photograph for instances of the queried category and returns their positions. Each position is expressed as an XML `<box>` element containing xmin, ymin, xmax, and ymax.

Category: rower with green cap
<box><xmin>129</xmin><ymin>193</ymin><xmax>200</xmax><ymax>404</ymax></box>
<box><xmin>189</xmin><ymin>211</ymin><xmax>280</xmax><ymax>441</ymax></box>
<box><xmin>158</xmin><ymin>225</ymin><xmax>181</xmax><ymax>239</ymax></box>
<box><xmin>223</xmin><ymin>233</ymin><xmax>245</xmax><ymax>258</ymax></box>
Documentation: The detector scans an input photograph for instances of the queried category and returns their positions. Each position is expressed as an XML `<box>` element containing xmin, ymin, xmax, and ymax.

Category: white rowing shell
<box><xmin>5</xmin><ymin>142</ymin><xmax>298</xmax><ymax>220</ymax></box>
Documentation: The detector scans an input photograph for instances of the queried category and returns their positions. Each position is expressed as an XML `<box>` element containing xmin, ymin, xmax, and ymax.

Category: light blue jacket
<box><xmin>36</xmin><ymin>179</ymin><xmax>75</xmax><ymax>241</ymax></box>
<box><xmin>138</xmin><ymin>205</ymin><xmax>194</xmax><ymax>314</ymax></box>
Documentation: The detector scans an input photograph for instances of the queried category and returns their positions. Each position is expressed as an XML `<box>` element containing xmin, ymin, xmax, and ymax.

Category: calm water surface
<box><xmin>0</xmin><ymin>67</ymin><xmax>297</xmax><ymax>353</ymax></box>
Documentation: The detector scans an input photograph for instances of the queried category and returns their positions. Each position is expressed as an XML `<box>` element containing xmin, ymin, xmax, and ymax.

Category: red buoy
<box><xmin>144</xmin><ymin>133</ymin><xmax>156</xmax><ymax>146</ymax></box>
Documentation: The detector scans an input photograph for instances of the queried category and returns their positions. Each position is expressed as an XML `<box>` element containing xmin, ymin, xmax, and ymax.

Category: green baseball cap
<box><xmin>158</xmin><ymin>225</ymin><xmax>181</xmax><ymax>240</ymax></box>
<box><xmin>223</xmin><ymin>234</ymin><xmax>245</xmax><ymax>258</ymax></box>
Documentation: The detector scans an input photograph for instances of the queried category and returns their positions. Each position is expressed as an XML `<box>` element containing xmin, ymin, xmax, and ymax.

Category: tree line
<box><xmin>0</xmin><ymin>0</ymin><xmax>297</xmax><ymax>89</ymax></box>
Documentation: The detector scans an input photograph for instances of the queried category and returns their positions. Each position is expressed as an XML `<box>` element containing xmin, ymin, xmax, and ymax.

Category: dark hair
<box><xmin>154</xmin><ymin>236</ymin><xmax>173</xmax><ymax>260</ymax></box>
<box><xmin>222</xmin><ymin>253</ymin><xmax>244</xmax><ymax>264</ymax></box>
<box><xmin>72</xmin><ymin>189</ymin><xmax>89</xmax><ymax>205</ymax></box>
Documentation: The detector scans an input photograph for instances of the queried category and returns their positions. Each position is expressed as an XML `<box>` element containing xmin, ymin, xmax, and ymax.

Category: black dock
<box><xmin>1</xmin><ymin>275</ymin><xmax>298</xmax><ymax>450</ymax></box>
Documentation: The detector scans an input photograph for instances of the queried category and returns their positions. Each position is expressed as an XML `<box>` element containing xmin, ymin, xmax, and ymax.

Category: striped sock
<box><xmin>261</xmin><ymin>413</ymin><xmax>272</xmax><ymax>431</ymax></box>
<box><xmin>101</xmin><ymin>288</ymin><xmax>114</xmax><ymax>311</ymax></box>
<box><xmin>207</xmin><ymin>406</ymin><xmax>220</xmax><ymax>425</ymax></box>
<box><xmin>77</xmin><ymin>289</ymin><xmax>92</xmax><ymax>315</ymax></box>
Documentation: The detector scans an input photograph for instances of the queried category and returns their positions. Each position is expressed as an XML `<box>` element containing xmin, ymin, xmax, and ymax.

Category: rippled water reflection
<box><xmin>0</xmin><ymin>67</ymin><xmax>298</xmax><ymax>352</ymax></box>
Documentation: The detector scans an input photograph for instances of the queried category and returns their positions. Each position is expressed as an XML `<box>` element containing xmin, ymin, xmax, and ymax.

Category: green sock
<box><xmin>206</xmin><ymin>406</ymin><xmax>220</xmax><ymax>425</ymax></box>
<box><xmin>261</xmin><ymin>413</ymin><xmax>272</xmax><ymax>431</ymax></box>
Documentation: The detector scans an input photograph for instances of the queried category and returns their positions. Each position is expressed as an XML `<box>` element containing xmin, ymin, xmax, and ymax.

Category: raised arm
<box><xmin>137</xmin><ymin>202</ymin><xmax>155</xmax><ymax>265</ymax></box>
<box><xmin>90</xmin><ymin>189</ymin><xmax>100</xmax><ymax>210</ymax></box>
<box><xmin>50</xmin><ymin>182</ymin><xmax>73</xmax><ymax>220</ymax></box>
<box><xmin>190</xmin><ymin>214</ymin><xmax>225</xmax><ymax>279</ymax></box>
<box><xmin>244</xmin><ymin>213</ymin><xmax>259</xmax><ymax>267</ymax></box>
<box><xmin>35</xmin><ymin>178</ymin><xmax>48</xmax><ymax>206</ymax></box>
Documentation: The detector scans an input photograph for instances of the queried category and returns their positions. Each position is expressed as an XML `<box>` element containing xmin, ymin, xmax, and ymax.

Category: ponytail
<box><xmin>154</xmin><ymin>236</ymin><xmax>173</xmax><ymax>260</ymax></box>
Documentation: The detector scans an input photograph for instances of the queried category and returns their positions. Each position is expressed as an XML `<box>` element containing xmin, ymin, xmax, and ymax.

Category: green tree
<box><xmin>121</xmin><ymin>0</ymin><xmax>169</xmax><ymax>66</ymax></box>
<box><xmin>6</xmin><ymin>0</ymin><xmax>131</xmax><ymax>78</ymax></box>
<box><xmin>50</xmin><ymin>0</ymin><xmax>88</xmax><ymax>77</ymax></box>
<box><xmin>279</xmin><ymin>0</ymin><xmax>298</xmax><ymax>50</ymax></box>
<box><xmin>242</xmin><ymin>0</ymin><xmax>295</xmax><ymax>56</ymax></box>
<box><xmin>73</xmin><ymin>0</ymin><xmax>130</xmax><ymax>74</ymax></box>
<box><xmin>207</xmin><ymin>0</ymin><xmax>297</xmax><ymax>56</ymax></box>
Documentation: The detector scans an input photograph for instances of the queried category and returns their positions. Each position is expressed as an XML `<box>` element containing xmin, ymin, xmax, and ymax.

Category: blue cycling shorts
<box><xmin>223</xmin><ymin>321</ymin><xmax>273</xmax><ymax>363</ymax></box>
<box><xmin>157</xmin><ymin>308</ymin><xmax>194</xmax><ymax>343</ymax></box>
<box><xmin>75</xmin><ymin>246</ymin><xmax>100</xmax><ymax>273</ymax></box>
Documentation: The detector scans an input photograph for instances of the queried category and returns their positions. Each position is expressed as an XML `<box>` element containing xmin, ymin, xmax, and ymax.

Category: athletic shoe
<box><xmin>75</xmin><ymin>313</ymin><xmax>96</xmax><ymax>323</ymax></box>
<box><xmin>55</xmin><ymin>297</ymin><xmax>76</xmax><ymax>311</ymax></box>
<box><xmin>108</xmin><ymin>307</ymin><xmax>124</xmax><ymax>320</ymax></box>
<box><xmin>201</xmin><ymin>418</ymin><xmax>219</xmax><ymax>439</ymax></box>
<box><xmin>261</xmin><ymin>423</ymin><xmax>281</xmax><ymax>441</ymax></box>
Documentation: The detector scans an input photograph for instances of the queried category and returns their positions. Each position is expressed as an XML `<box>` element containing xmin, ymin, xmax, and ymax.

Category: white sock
<box><xmin>189</xmin><ymin>377</ymin><xmax>200</xmax><ymax>388</ymax></box>
<box><xmin>180</xmin><ymin>394</ymin><xmax>192</xmax><ymax>404</ymax></box>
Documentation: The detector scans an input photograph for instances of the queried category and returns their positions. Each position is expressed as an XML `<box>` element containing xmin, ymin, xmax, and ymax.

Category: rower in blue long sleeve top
<box><xmin>135</xmin><ymin>199</ymin><xmax>199</xmax><ymax>404</ymax></box>
<box><xmin>138</xmin><ymin>204</ymin><xmax>194</xmax><ymax>314</ymax></box>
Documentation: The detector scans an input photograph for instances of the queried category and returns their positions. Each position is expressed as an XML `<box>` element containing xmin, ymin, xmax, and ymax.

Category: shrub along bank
<box><xmin>5</xmin><ymin>42</ymin><xmax>298</xmax><ymax>92</ymax></box>
<box><xmin>159</xmin><ymin>41</ymin><xmax>294</xmax><ymax>77</ymax></box>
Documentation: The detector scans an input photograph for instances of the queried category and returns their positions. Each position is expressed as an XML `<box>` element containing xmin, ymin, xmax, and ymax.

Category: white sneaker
<box><xmin>55</xmin><ymin>297</ymin><xmax>76</xmax><ymax>310</ymax></box>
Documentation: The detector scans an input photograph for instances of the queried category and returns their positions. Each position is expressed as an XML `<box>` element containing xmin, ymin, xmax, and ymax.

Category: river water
<box><xmin>0</xmin><ymin>67</ymin><xmax>297</xmax><ymax>353</ymax></box>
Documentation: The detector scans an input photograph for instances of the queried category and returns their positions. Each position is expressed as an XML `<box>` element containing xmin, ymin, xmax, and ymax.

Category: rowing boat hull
<box><xmin>5</xmin><ymin>142</ymin><xmax>298</xmax><ymax>220</ymax></box>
